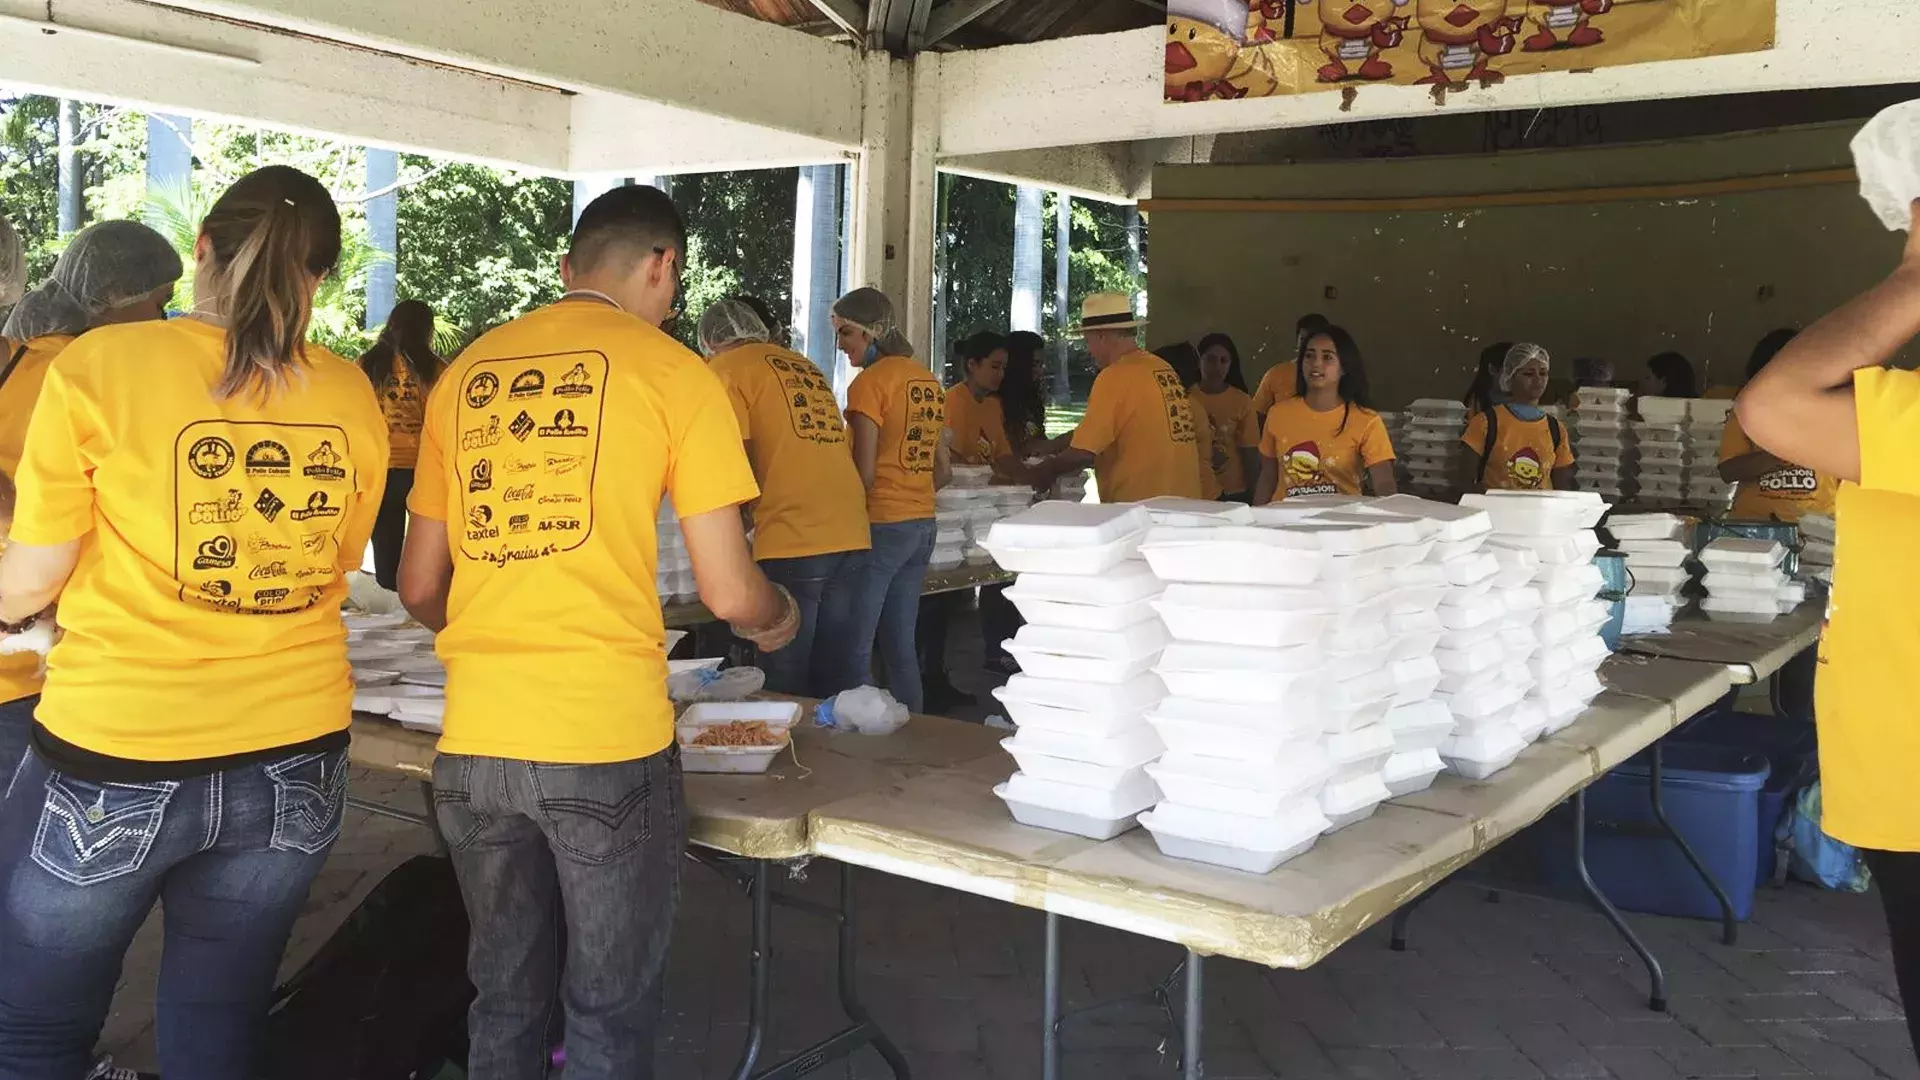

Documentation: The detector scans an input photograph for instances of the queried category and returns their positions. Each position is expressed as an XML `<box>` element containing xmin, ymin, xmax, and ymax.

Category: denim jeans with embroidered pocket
<box><xmin>31</xmin><ymin>773</ymin><xmax>177</xmax><ymax>886</ymax></box>
<box><xmin>265</xmin><ymin>749</ymin><xmax>348</xmax><ymax>854</ymax></box>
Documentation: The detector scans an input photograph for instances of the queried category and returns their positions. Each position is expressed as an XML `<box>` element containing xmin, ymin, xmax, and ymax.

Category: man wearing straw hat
<box><xmin>1030</xmin><ymin>293</ymin><xmax>1203</xmax><ymax>503</ymax></box>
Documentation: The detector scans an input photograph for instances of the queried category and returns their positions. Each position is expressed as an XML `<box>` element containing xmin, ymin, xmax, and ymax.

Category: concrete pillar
<box><xmin>1053</xmin><ymin>192</ymin><xmax>1072</xmax><ymax>405</ymax></box>
<box><xmin>1125</xmin><ymin>203</ymin><xmax>1145</xmax><ymax>316</ymax></box>
<box><xmin>571</xmin><ymin>175</ymin><xmax>624</xmax><ymax>225</ymax></box>
<box><xmin>145</xmin><ymin>114</ymin><xmax>193</xmax><ymax>196</ymax></box>
<box><xmin>791</xmin><ymin>164</ymin><xmax>843</xmax><ymax>386</ymax></box>
<box><xmin>363</xmin><ymin>148</ymin><xmax>398</xmax><ymax>329</ymax></box>
<box><xmin>57</xmin><ymin>100</ymin><xmax>82</xmax><ymax>235</ymax></box>
<box><xmin>1010</xmin><ymin>185</ymin><xmax>1043</xmax><ymax>334</ymax></box>
<box><xmin>847</xmin><ymin>54</ymin><xmax>939</xmax><ymax>358</ymax></box>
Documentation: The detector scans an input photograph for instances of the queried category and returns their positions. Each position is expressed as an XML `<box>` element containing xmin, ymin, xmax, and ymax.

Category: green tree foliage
<box><xmin>667</xmin><ymin>169</ymin><xmax>799</xmax><ymax>350</ymax></box>
<box><xmin>394</xmin><ymin>159</ymin><xmax>571</xmax><ymax>342</ymax></box>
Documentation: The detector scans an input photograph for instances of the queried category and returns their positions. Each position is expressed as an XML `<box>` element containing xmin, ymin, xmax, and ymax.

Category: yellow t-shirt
<box><xmin>411</xmin><ymin>299</ymin><xmax>759</xmax><ymax>764</ymax></box>
<box><xmin>1259</xmin><ymin>397</ymin><xmax>1394</xmax><ymax>499</ymax></box>
<box><xmin>845</xmin><ymin>356</ymin><xmax>943</xmax><ymax>524</ymax></box>
<box><xmin>1718</xmin><ymin>414</ymin><xmax>1836</xmax><ymax>522</ymax></box>
<box><xmin>1821</xmin><ymin>366</ymin><xmax>1920</xmax><ymax>850</ymax></box>
<box><xmin>1193</xmin><ymin>386</ymin><xmax>1259</xmax><ymax>495</ymax></box>
<box><xmin>1461</xmin><ymin>406</ymin><xmax>1575</xmax><ymax>491</ymax></box>
<box><xmin>1250</xmin><ymin>361</ymin><xmax>1299</xmax><ymax>415</ymax></box>
<box><xmin>944</xmin><ymin>384</ymin><xmax>1012</xmax><ymax>466</ymax></box>
<box><xmin>375</xmin><ymin>355</ymin><xmax>428</xmax><ymax>470</ymax></box>
<box><xmin>1189</xmin><ymin>386</ymin><xmax>1221</xmax><ymax>500</ymax></box>
<box><xmin>709</xmin><ymin>342</ymin><xmax>870</xmax><ymax>562</ymax></box>
<box><xmin>12</xmin><ymin>320</ymin><xmax>387</xmax><ymax>760</ymax></box>
<box><xmin>0</xmin><ymin>333</ymin><xmax>76</xmax><ymax>706</ymax></box>
<box><xmin>1071</xmin><ymin>351</ymin><xmax>1202</xmax><ymax>504</ymax></box>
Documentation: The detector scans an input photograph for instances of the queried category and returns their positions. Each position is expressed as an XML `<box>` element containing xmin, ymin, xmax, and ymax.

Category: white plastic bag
<box><xmin>815</xmin><ymin>685</ymin><xmax>911</xmax><ymax>736</ymax></box>
<box><xmin>1852</xmin><ymin>100</ymin><xmax>1920</xmax><ymax>231</ymax></box>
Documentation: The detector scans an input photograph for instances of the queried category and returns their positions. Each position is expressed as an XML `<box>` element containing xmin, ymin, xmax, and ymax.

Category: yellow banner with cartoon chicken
<box><xmin>1164</xmin><ymin>0</ymin><xmax>1772</xmax><ymax>101</ymax></box>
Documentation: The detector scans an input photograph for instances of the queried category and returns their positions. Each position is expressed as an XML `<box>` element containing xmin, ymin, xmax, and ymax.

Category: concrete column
<box><xmin>145</xmin><ymin>114</ymin><xmax>193</xmax><ymax>196</ymax></box>
<box><xmin>571</xmin><ymin>175</ymin><xmax>624</xmax><ymax>224</ymax></box>
<box><xmin>1053</xmin><ymin>192</ymin><xmax>1072</xmax><ymax>404</ymax></box>
<box><xmin>791</xmin><ymin>164</ymin><xmax>843</xmax><ymax>385</ymax></box>
<box><xmin>1010</xmin><ymin>185</ymin><xmax>1043</xmax><ymax>334</ymax></box>
<box><xmin>847</xmin><ymin>54</ymin><xmax>939</xmax><ymax>357</ymax></box>
<box><xmin>57</xmin><ymin>100</ymin><xmax>82</xmax><ymax>235</ymax></box>
<box><xmin>363</xmin><ymin>148</ymin><xmax>398</xmax><ymax>329</ymax></box>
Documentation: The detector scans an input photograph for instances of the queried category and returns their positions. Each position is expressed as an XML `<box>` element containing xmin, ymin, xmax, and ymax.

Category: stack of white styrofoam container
<box><xmin>1568</xmin><ymin>388</ymin><xmax>1635</xmax><ymax>502</ymax></box>
<box><xmin>1466</xmin><ymin>491</ymin><xmax>1613</xmax><ymax>740</ymax></box>
<box><xmin>656</xmin><ymin>499</ymin><xmax>697</xmax><ymax>604</ymax></box>
<box><xmin>1699</xmin><ymin>537</ymin><xmax>1804</xmax><ymax>623</ymax></box>
<box><xmin>1634</xmin><ymin>397</ymin><xmax>1691</xmax><ymax>506</ymax></box>
<box><xmin>936</xmin><ymin>466</ymin><xmax>993</xmax><ymax>571</ymax></box>
<box><xmin>984</xmin><ymin>503</ymin><xmax>1168</xmax><ymax>840</ymax></box>
<box><xmin>1379</xmin><ymin>410</ymin><xmax>1411</xmax><ymax>491</ymax></box>
<box><xmin>1404</xmin><ymin>399</ymin><xmax>1468</xmax><ymax>495</ymax></box>
<box><xmin>1798</xmin><ymin>513</ymin><xmax>1834</xmax><ymax>587</ymax></box>
<box><xmin>1609</xmin><ymin>513</ymin><xmax>1691</xmax><ymax>634</ymax></box>
<box><xmin>1686</xmin><ymin>399</ymin><xmax>1736</xmax><ymax>510</ymax></box>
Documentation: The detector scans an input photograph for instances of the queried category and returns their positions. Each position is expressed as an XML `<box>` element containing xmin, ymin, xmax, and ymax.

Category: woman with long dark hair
<box><xmin>0</xmin><ymin>166</ymin><xmax>387</xmax><ymax>1077</ymax></box>
<box><xmin>359</xmin><ymin>298</ymin><xmax>443</xmax><ymax>590</ymax></box>
<box><xmin>1252</xmin><ymin>324</ymin><xmax>1396</xmax><ymax>504</ymax></box>
<box><xmin>1463</xmin><ymin>340</ymin><xmax>1514</xmax><ymax>415</ymax></box>
<box><xmin>1647</xmin><ymin>351</ymin><xmax>1699</xmax><ymax>397</ymax></box>
<box><xmin>998</xmin><ymin>330</ymin><xmax>1055</xmax><ymax>456</ymax></box>
<box><xmin>1194</xmin><ymin>332</ymin><xmax>1260</xmax><ymax>501</ymax></box>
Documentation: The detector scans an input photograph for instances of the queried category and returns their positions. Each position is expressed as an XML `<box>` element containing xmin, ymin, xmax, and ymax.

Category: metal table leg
<box><xmin>1573</xmin><ymin>788</ymin><xmax>1668</xmax><ymax>1012</ymax></box>
<box><xmin>1182</xmin><ymin>950</ymin><xmax>1204</xmax><ymax>1080</ymax></box>
<box><xmin>1389</xmin><ymin>885</ymin><xmax>1441</xmax><ymax>952</ymax></box>
<box><xmin>1043</xmin><ymin>912</ymin><xmax>1062</xmax><ymax>1080</ymax></box>
<box><xmin>1648</xmin><ymin>741</ymin><xmax>1739</xmax><ymax>945</ymax></box>
<box><xmin>729</xmin><ymin>861</ymin><xmax>773</xmax><ymax>1080</ymax></box>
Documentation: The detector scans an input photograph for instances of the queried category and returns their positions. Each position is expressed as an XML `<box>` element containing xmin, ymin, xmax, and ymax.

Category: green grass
<box><xmin>1045</xmin><ymin>405</ymin><xmax>1086</xmax><ymax>438</ymax></box>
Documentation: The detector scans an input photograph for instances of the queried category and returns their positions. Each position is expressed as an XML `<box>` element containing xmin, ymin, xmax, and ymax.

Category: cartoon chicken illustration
<box><xmin>1284</xmin><ymin>441</ymin><xmax>1324</xmax><ymax>489</ymax></box>
<box><xmin>1522</xmin><ymin>0</ymin><xmax>1610</xmax><ymax>50</ymax></box>
<box><xmin>1310</xmin><ymin>0</ymin><xmax>1414</xmax><ymax>82</ymax></box>
<box><xmin>1166</xmin><ymin>0</ymin><xmax>1278</xmax><ymax>102</ymax></box>
<box><xmin>1507</xmin><ymin>446</ymin><xmax>1545</xmax><ymax>489</ymax></box>
<box><xmin>1414</xmin><ymin>0</ymin><xmax>1523</xmax><ymax>86</ymax></box>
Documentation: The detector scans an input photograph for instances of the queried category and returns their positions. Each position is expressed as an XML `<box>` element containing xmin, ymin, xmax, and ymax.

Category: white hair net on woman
<box><xmin>1</xmin><ymin>220</ymin><xmax>182</xmax><ymax>341</ymax></box>
<box><xmin>697</xmin><ymin>298</ymin><xmax>771</xmax><ymax>356</ymax></box>
<box><xmin>1498</xmin><ymin>342</ymin><xmax>1551</xmax><ymax>392</ymax></box>
<box><xmin>830</xmin><ymin>286</ymin><xmax>915</xmax><ymax>359</ymax></box>
<box><xmin>0</xmin><ymin>216</ymin><xmax>24</xmax><ymax>310</ymax></box>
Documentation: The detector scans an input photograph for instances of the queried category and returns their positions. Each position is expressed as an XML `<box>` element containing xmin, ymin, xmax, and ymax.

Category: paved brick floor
<box><xmin>95</xmin><ymin>768</ymin><xmax>1912</xmax><ymax>1080</ymax></box>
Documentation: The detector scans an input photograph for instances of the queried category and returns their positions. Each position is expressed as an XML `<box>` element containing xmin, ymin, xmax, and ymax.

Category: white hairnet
<box><xmin>1498</xmin><ymin>342</ymin><xmax>1550</xmax><ymax>392</ymax></box>
<box><xmin>0</xmin><ymin>216</ymin><xmax>23</xmax><ymax>310</ymax></box>
<box><xmin>698</xmin><ymin>298</ymin><xmax>771</xmax><ymax>355</ymax></box>
<box><xmin>2</xmin><ymin>220</ymin><xmax>182</xmax><ymax>341</ymax></box>
<box><xmin>831</xmin><ymin>286</ymin><xmax>914</xmax><ymax>359</ymax></box>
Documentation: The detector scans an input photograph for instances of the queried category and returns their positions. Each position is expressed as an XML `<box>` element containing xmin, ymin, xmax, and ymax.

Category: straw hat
<box><xmin>1072</xmin><ymin>292</ymin><xmax>1147</xmax><ymax>335</ymax></box>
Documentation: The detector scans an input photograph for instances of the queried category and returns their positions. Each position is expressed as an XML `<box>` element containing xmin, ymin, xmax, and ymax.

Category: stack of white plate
<box><xmin>1700</xmin><ymin>537</ymin><xmax>1803</xmax><ymax>622</ymax></box>
<box><xmin>1466</xmin><ymin>491</ymin><xmax>1612</xmax><ymax>742</ymax></box>
<box><xmin>1379</xmin><ymin>410</ymin><xmax>1412</xmax><ymax>491</ymax></box>
<box><xmin>655</xmin><ymin>499</ymin><xmax>697</xmax><ymax>604</ymax></box>
<box><xmin>985</xmin><ymin>504</ymin><xmax>1167</xmax><ymax>839</ymax></box>
<box><xmin>1403</xmin><ymin>399</ymin><xmax>1469</xmax><ymax>495</ymax></box>
<box><xmin>348</xmin><ymin>612</ymin><xmax>447</xmax><ymax>732</ymax></box>
<box><xmin>1609</xmin><ymin>512</ymin><xmax>1693</xmax><ymax>633</ymax></box>
<box><xmin>1798</xmin><ymin>513</ymin><xmax>1834</xmax><ymax>587</ymax></box>
<box><xmin>1686</xmin><ymin>399</ymin><xmax>1736</xmax><ymax>509</ymax></box>
<box><xmin>1569</xmin><ymin>388</ymin><xmax>1635</xmax><ymax>501</ymax></box>
<box><xmin>1631</xmin><ymin>419</ymin><xmax>1688</xmax><ymax>506</ymax></box>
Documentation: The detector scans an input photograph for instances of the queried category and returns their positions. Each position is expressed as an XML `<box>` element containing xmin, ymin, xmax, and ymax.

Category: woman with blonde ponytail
<box><xmin>0</xmin><ymin>165</ymin><xmax>388</xmax><ymax>1079</ymax></box>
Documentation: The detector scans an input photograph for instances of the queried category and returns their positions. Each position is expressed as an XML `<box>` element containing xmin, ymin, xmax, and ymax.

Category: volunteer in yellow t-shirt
<box><xmin>1251</xmin><ymin>312</ymin><xmax>1329</xmax><ymax>427</ymax></box>
<box><xmin>1194</xmin><ymin>333</ymin><xmax>1261</xmax><ymax>502</ymax></box>
<box><xmin>0</xmin><ymin>168</ymin><xmax>386</xmax><ymax>1076</ymax></box>
<box><xmin>699</xmin><ymin>296</ymin><xmax>872</xmax><ymax>699</ymax></box>
<box><xmin>1154</xmin><ymin>342</ymin><xmax>1225</xmax><ymax>500</ymax></box>
<box><xmin>398</xmin><ymin>187</ymin><xmax>796</xmax><ymax>1077</ymax></box>
<box><xmin>946</xmin><ymin>332</ymin><xmax>1016</xmax><ymax>468</ymax></box>
<box><xmin>356</xmin><ymin>299</ymin><xmax>443</xmax><ymax>592</ymax></box>
<box><xmin>1717</xmin><ymin>329</ymin><xmax>1836</xmax><ymax>522</ymax></box>
<box><xmin>1252</xmin><ymin>325</ymin><xmax>1397</xmax><ymax>504</ymax></box>
<box><xmin>1736</xmin><ymin>203</ymin><xmax>1920</xmax><ymax>1044</ymax></box>
<box><xmin>1459</xmin><ymin>343</ymin><xmax>1576</xmax><ymax>493</ymax></box>
<box><xmin>0</xmin><ymin>221</ymin><xmax>183</xmax><ymax>787</ymax></box>
<box><xmin>837</xmin><ymin>287</ymin><xmax>948</xmax><ymax>715</ymax></box>
<box><xmin>1031</xmin><ymin>294</ymin><xmax>1202</xmax><ymax>504</ymax></box>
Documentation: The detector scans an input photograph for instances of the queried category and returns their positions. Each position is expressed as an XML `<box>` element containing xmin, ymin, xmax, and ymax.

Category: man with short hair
<box><xmin>1030</xmin><ymin>293</ymin><xmax>1202</xmax><ymax>503</ymax></box>
<box><xmin>398</xmin><ymin>185</ymin><xmax>798</xmax><ymax>1080</ymax></box>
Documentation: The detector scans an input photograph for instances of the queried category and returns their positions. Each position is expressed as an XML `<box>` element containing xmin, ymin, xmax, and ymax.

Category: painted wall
<box><xmin>1146</xmin><ymin>122</ymin><xmax>1905</xmax><ymax>407</ymax></box>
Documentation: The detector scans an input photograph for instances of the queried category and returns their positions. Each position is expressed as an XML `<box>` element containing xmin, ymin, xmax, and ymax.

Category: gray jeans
<box><xmin>432</xmin><ymin>747</ymin><xmax>684</xmax><ymax>1080</ymax></box>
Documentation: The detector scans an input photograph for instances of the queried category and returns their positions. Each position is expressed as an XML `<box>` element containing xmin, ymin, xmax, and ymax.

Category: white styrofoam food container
<box><xmin>987</xmin><ymin>502</ymin><xmax>1151</xmax><ymax>549</ymax></box>
<box><xmin>1003</xmin><ymin>561</ymin><xmax>1164</xmax><ymax>605</ymax></box>
<box><xmin>1321</xmin><ymin>772</ymin><xmax>1392</xmax><ymax>831</ymax></box>
<box><xmin>997</xmin><ymin>770</ymin><xmax>1159</xmax><ymax>840</ymax></box>
<box><xmin>1003</xmin><ymin>621</ymin><xmax>1169</xmax><ymax>683</ymax></box>
<box><xmin>1145</xmin><ymin>704</ymin><xmax>1322</xmax><ymax>763</ymax></box>
<box><xmin>1383</xmin><ymin>748</ymin><xmax>1446</xmax><ymax>797</ymax></box>
<box><xmin>1002</xmin><ymin>723</ymin><xmax>1165</xmax><ymax>768</ymax></box>
<box><xmin>1147</xmin><ymin>751</ymin><xmax>1333</xmax><ymax>816</ymax></box>
<box><xmin>997</xmin><ymin>673</ymin><xmax>1167</xmax><ymax>718</ymax></box>
<box><xmin>1138</xmin><ymin>532</ymin><xmax>1327</xmax><ymax>586</ymax></box>
<box><xmin>1139</xmin><ymin>799</ymin><xmax>1328</xmax><ymax>874</ymax></box>
<box><xmin>1004</xmin><ymin>590</ymin><xmax>1159</xmax><ymax>632</ymax></box>
<box><xmin>1440</xmin><ymin>724</ymin><xmax>1527</xmax><ymax>780</ymax></box>
<box><xmin>1001</xmin><ymin>739</ymin><xmax>1160</xmax><ymax>789</ymax></box>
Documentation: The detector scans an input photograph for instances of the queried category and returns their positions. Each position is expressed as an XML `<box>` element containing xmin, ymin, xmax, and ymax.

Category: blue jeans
<box><xmin>0</xmin><ymin>746</ymin><xmax>347</xmax><ymax>1080</ymax></box>
<box><xmin>851</xmin><ymin>519</ymin><xmax>936</xmax><ymax>714</ymax></box>
<box><xmin>433</xmin><ymin>747</ymin><xmax>684</xmax><ymax>1080</ymax></box>
<box><xmin>0</xmin><ymin>695</ymin><xmax>36</xmax><ymax>795</ymax></box>
<box><xmin>758</xmin><ymin>549</ymin><xmax>869</xmax><ymax>699</ymax></box>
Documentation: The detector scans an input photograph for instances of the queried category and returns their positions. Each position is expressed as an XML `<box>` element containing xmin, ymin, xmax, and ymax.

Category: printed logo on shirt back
<box><xmin>453</xmin><ymin>352</ymin><xmax>606</xmax><ymax>564</ymax></box>
<box><xmin>173</xmin><ymin>420</ymin><xmax>355</xmax><ymax>615</ymax></box>
<box><xmin>761</xmin><ymin>350</ymin><xmax>846</xmax><ymax>445</ymax></box>
<box><xmin>900</xmin><ymin>375</ymin><xmax>944</xmax><ymax>474</ymax></box>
